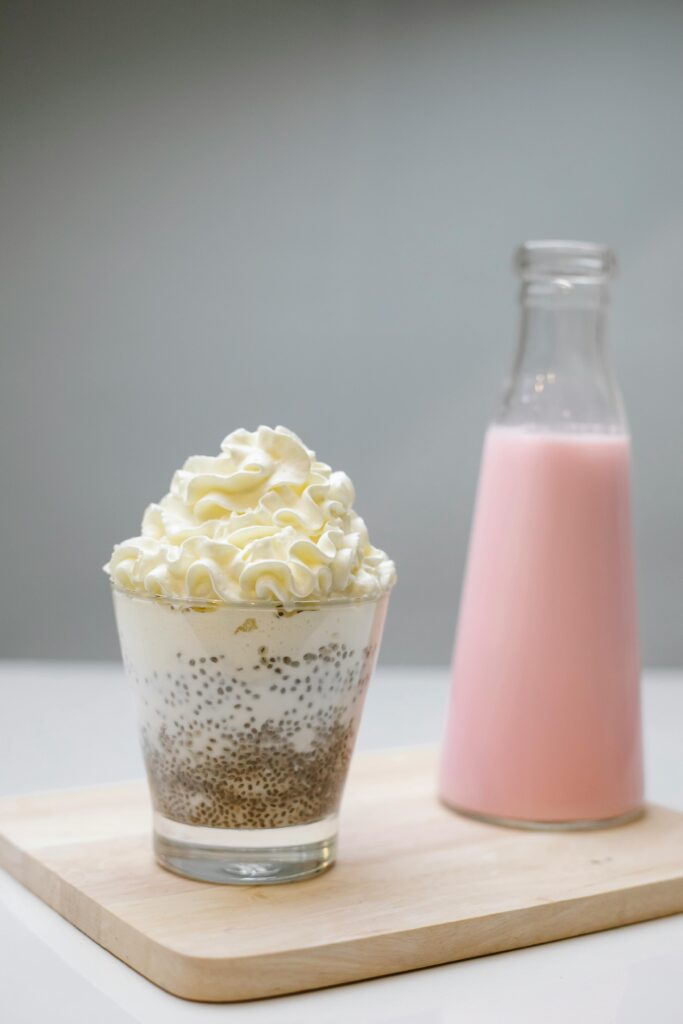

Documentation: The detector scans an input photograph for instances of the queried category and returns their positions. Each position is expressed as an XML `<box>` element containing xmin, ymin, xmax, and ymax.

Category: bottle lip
<box><xmin>515</xmin><ymin>240</ymin><xmax>617</xmax><ymax>280</ymax></box>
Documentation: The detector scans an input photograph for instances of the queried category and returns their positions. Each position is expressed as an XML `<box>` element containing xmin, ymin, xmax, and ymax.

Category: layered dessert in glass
<box><xmin>105</xmin><ymin>426</ymin><xmax>395</xmax><ymax>884</ymax></box>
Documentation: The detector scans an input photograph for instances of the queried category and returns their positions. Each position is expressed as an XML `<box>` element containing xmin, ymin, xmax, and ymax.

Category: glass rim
<box><xmin>109</xmin><ymin>578</ymin><xmax>393</xmax><ymax>611</ymax></box>
<box><xmin>515</xmin><ymin>239</ymin><xmax>617</xmax><ymax>280</ymax></box>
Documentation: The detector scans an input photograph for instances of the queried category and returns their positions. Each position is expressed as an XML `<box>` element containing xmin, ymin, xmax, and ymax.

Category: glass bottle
<box><xmin>439</xmin><ymin>241</ymin><xmax>643</xmax><ymax>828</ymax></box>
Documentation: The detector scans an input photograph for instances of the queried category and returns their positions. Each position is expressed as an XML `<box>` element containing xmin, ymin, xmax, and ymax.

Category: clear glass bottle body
<box><xmin>500</xmin><ymin>240</ymin><xmax>626</xmax><ymax>432</ymax></box>
<box><xmin>440</xmin><ymin>241</ymin><xmax>644</xmax><ymax>828</ymax></box>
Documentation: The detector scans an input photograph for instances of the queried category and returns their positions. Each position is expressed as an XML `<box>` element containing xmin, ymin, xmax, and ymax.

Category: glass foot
<box><xmin>153</xmin><ymin>812</ymin><xmax>337</xmax><ymax>884</ymax></box>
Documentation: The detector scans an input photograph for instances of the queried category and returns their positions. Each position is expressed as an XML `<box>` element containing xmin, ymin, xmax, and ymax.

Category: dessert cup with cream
<box><xmin>106</xmin><ymin>426</ymin><xmax>395</xmax><ymax>884</ymax></box>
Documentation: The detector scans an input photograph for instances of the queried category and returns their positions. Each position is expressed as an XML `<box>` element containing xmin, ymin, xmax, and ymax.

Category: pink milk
<box><xmin>439</xmin><ymin>426</ymin><xmax>643</xmax><ymax>825</ymax></box>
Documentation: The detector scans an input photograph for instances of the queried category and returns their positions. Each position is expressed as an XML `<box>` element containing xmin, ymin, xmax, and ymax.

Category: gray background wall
<box><xmin>1</xmin><ymin>0</ymin><xmax>681</xmax><ymax>666</ymax></box>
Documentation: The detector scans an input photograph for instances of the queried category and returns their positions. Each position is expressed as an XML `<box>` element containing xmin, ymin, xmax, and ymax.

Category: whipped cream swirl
<box><xmin>105</xmin><ymin>426</ymin><xmax>396</xmax><ymax>604</ymax></box>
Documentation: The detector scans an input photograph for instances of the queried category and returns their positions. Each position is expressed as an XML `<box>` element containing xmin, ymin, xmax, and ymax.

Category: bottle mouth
<box><xmin>515</xmin><ymin>240</ymin><xmax>617</xmax><ymax>280</ymax></box>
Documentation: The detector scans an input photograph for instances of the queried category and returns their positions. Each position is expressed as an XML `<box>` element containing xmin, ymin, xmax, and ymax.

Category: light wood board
<box><xmin>2</xmin><ymin>747</ymin><xmax>683</xmax><ymax>1002</ymax></box>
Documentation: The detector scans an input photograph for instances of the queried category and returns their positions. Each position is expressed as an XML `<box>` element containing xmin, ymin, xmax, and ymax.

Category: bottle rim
<box><xmin>515</xmin><ymin>240</ymin><xmax>617</xmax><ymax>280</ymax></box>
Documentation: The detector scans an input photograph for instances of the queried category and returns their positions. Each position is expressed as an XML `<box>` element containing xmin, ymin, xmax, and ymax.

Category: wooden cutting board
<box><xmin>2</xmin><ymin>747</ymin><xmax>683</xmax><ymax>1003</ymax></box>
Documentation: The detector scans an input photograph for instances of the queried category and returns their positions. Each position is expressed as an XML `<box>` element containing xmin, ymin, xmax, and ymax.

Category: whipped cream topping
<box><xmin>105</xmin><ymin>426</ymin><xmax>396</xmax><ymax>604</ymax></box>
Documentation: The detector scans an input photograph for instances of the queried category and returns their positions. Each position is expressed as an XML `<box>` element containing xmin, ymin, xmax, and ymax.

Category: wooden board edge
<box><xmin>0</xmin><ymin>833</ymin><xmax>193</xmax><ymax>998</ymax></box>
<box><xmin>166</xmin><ymin>876</ymin><xmax>683</xmax><ymax>1002</ymax></box>
<box><xmin>3</xmin><ymin>819</ymin><xmax>683</xmax><ymax>1002</ymax></box>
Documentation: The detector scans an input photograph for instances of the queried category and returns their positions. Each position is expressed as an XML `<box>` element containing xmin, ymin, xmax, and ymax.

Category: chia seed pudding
<box><xmin>106</xmin><ymin>425</ymin><xmax>395</xmax><ymax>882</ymax></box>
<box><xmin>113</xmin><ymin>589</ymin><xmax>388</xmax><ymax>832</ymax></box>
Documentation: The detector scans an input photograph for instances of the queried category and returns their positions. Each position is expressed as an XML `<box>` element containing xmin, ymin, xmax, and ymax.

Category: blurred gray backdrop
<box><xmin>1</xmin><ymin>0</ymin><xmax>682</xmax><ymax>666</ymax></box>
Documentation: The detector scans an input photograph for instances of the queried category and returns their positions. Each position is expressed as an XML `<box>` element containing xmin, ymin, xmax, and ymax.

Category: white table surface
<box><xmin>1</xmin><ymin>662</ymin><xmax>682</xmax><ymax>1024</ymax></box>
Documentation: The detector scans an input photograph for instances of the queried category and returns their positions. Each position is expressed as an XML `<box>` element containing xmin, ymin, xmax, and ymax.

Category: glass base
<box><xmin>153</xmin><ymin>812</ymin><xmax>338</xmax><ymax>884</ymax></box>
<box><xmin>446</xmin><ymin>801</ymin><xmax>645</xmax><ymax>831</ymax></box>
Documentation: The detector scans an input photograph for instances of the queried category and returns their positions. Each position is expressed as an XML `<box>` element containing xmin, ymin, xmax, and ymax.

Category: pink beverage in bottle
<box><xmin>440</xmin><ymin>241</ymin><xmax>644</xmax><ymax>828</ymax></box>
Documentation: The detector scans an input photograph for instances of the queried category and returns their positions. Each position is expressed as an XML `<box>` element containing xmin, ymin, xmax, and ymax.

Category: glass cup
<box><xmin>112</xmin><ymin>585</ymin><xmax>390</xmax><ymax>884</ymax></box>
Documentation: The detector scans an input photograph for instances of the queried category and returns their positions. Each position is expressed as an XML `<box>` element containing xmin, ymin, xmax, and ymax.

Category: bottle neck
<box><xmin>498</xmin><ymin>277</ymin><xmax>627</xmax><ymax>433</ymax></box>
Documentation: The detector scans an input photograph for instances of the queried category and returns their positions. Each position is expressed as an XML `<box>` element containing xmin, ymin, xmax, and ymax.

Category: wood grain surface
<box><xmin>1</xmin><ymin>747</ymin><xmax>683</xmax><ymax>1002</ymax></box>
